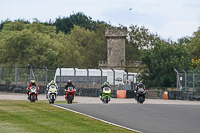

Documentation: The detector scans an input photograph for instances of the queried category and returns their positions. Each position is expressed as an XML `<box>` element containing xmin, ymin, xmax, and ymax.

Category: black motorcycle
<box><xmin>135</xmin><ymin>87</ymin><xmax>146</xmax><ymax>104</ymax></box>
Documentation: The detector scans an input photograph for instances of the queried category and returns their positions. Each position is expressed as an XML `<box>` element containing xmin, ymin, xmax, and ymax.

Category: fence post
<box><xmin>99</xmin><ymin>68</ymin><xmax>102</xmax><ymax>86</ymax></box>
<box><xmin>190</xmin><ymin>70</ymin><xmax>195</xmax><ymax>92</ymax></box>
<box><xmin>28</xmin><ymin>64</ymin><xmax>32</xmax><ymax>81</ymax></box>
<box><xmin>132</xmin><ymin>75</ymin><xmax>135</xmax><ymax>90</ymax></box>
<box><xmin>174</xmin><ymin>69</ymin><xmax>179</xmax><ymax>91</ymax></box>
<box><xmin>111</xmin><ymin>68</ymin><xmax>115</xmax><ymax>90</ymax></box>
<box><xmin>182</xmin><ymin>69</ymin><xmax>187</xmax><ymax>91</ymax></box>
<box><xmin>44</xmin><ymin>66</ymin><xmax>48</xmax><ymax>86</ymax></box>
<box><xmin>13</xmin><ymin>64</ymin><xmax>17</xmax><ymax>86</ymax></box>
<box><xmin>0</xmin><ymin>67</ymin><xmax>1</xmax><ymax>84</ymax></box>
<box><xmin>57</xmin><ymin>66</ymin><xmax>62</xmax><ymax>95</ymax></box>
<box><xmin>85</xmin><ymin>67</ymin><xmax>89</xmax><ymax>89</ymax></box>
<box><xmin>72</xmin><ymin>67</ymin><xmax>76</xmax><ymax>86</ymax></box>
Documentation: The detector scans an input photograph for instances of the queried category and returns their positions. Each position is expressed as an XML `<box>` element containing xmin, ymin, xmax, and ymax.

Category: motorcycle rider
<box><xmin>26</xmin><ymin>80</ymin><xmax>39</xmax><ymax>99</ymax></box>
<box><xmin>134</xmin><ymin>82</ymin><xmax>145</xmax><ymax>99</ymax></box>
<box><xmin>64</xmin><ymin>80</ymin><xmax>75</xmax><ymax>89</ymax></box>
<box><xmin>64</xmin><ymin>80</ymin><xmax>75</xmax><ymax>96</ymax></box>
<box><xmin>46</xmin><ymin>80</ymin><xmax>58</xmax><ymax>98</ymax></box>
<box><xmin>100</xmin><ymin>81</ymin><xmax>110</xmax><ymax>100</ymax></box>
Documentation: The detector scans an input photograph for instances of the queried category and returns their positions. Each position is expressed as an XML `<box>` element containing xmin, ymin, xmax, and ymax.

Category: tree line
<box><xmin>0</xmin><ymin>12</ymin><xmax>200</xmax><ymax>88</ymax></box>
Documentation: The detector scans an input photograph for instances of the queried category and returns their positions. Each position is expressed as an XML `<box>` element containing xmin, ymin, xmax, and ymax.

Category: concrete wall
<box><xmin>168</xmin><ymin>91</ymin><xmax>200</xmax><ymax>100</ymax></box>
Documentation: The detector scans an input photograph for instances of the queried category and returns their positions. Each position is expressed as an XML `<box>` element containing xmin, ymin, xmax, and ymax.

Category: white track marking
<box><xmin>53</xmin><ymin>104</ymin><xmax>142</xmax><ymax>133</ymax></box>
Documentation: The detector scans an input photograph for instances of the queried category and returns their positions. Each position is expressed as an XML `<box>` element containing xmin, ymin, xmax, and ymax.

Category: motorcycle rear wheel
<box><xmin>138</xmin><ymin>96</ymin><xmax>144</xmax><ymax>104</ymax></box>
<box><xmin>51</xmin><ymin>95</ymin><xmax>55</xmax><ymax>104</ymax></box>
<box><xmin>31</xmin><ymin>95</ymin><xmax>35</xmax><ymax>102</ymax></box>
<box><xmin>105</xmin><ymin>96</ymin><xmax>108</xmax><ymax>103</ymax></box>
<box><xmin>69</xmin><ymin>96</ymin><xmax>73</xmax><ymax>104</ymax></box>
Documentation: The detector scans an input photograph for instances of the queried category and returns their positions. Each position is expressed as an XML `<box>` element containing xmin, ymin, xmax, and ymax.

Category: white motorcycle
<box><xmin>47</xmin><ymin>85</ymin><xmax>58</xmax><ymax>104</ymax></box>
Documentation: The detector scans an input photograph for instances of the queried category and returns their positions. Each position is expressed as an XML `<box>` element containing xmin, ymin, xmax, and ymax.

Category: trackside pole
<box><xmin>174</xmin><ymin>69</ymin><xmax>179</xmax><ymax>91</ymax></box>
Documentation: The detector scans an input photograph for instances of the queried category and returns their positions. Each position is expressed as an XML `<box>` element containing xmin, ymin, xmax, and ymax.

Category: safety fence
<box><xmin>0</xmin><ymin>67</ymin><xmax>130</xmax><ymax>90</ymax></box>
<box><xmin>0</xmin><ymin>67</ymin><xmax>56</xmax><ymax>86</ymax></box>
<box><xmin>174</xmin><ymin>69</ymin><xmax>200</xmax><ymax>92</ymax></box>
<box><xmin>3</xmin><ymin>67</ymin><xmax>200</xmax><ymax>100</ymax></box>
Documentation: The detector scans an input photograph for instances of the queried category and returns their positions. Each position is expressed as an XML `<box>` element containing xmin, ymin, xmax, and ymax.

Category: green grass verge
<box><xmin>0</xmin><ymin>100</ymin><xmax>137</xmax><ymax>133</ymax></box>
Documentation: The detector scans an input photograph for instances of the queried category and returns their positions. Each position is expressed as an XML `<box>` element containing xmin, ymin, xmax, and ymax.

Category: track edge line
<box><xmin>53</xmin><ymin>104</ymin><xmax>142</xmax><ymax>133</ymax></box>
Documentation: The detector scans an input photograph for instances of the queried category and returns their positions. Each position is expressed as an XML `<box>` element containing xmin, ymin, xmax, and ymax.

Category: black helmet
<box><xmin>31</xmin><ymin>80</ymin><xmax>35</xmax><ymax>85</ymax></box>
<box><xmin>138</xmin><ymin>83</ymin><xmax>143</xmax><ymax>88</ymax></box>
<box><xmin>67</xmin><ymin>80</ymin><xmax>72</xmax><ymax>85</ymax></box>
<box><xmin>104</xmin><ymin>82</ymin><xmax>109</xmax><ymax>86</ymax></box>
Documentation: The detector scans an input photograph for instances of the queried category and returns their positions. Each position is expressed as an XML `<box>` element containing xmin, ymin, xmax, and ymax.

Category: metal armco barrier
<box><xmin>167</xmin><ymin>91</ymin><xmax>200</xmax><ymax>100</ymax></box>
<box><xmin>126</xmin><ymin>90</ymin><xmax>135</xmax><ymax>98</ymax></box>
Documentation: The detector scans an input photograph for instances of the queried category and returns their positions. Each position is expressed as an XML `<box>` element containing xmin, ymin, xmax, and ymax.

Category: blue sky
<box><xmin>0</xmin><ymin>0</ymin><xmax>200</xmax><ymax>42</ymax></box>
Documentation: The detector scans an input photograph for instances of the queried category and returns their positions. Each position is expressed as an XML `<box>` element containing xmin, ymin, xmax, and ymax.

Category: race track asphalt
<box><xmin>55</xmin><ymin>103</ymin><xmax>200</xmax><ymax>133</ymax></box>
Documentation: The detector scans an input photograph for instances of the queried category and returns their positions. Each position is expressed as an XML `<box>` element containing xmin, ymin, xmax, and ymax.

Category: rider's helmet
<box><xmin>67</xmin><ymin>80</ymin><xmax>72</xmax><ymax>86</ymax></box>
<box><xmin>31</xmin><ymin>80</ymin><xmax>35</xmax><ymax>85</ymax></box>
<box><xmin>138</xmin><ymin>83</ymin><xmax>143</xmax><ymax>88</ymax></box>
<box><xmin>104</xmin><ymin>82</ymin><xmax>109</xmax><ymax>86</ymax></box>
<box><xmin>50</xmin><ymin>80</ymin><xmax>55</xmax><ymax>85</ymax></box>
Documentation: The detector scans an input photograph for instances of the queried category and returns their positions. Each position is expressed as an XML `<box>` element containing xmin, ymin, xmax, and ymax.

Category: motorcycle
<box><xmin>47</xmin><ymin>85</ymin><xmax>58</xmax><ymax>104</ymax></box>
<box><xmin>65</xmin><ymin>87</ymin><xmax>75</xmax><ymax>104</ymax></box>
<box><xmin>135</xmin><ymin>87</ymin><xmax>146</xmax><ymax>104</ymax></box>
<box><xmin>101</xmin><ymin>87</ymin><xmax>111</xmax><ymax>104</ymax></box>
<box><xmin>28</xmin><ymin>86</ymin><xmax>38</xmax><ymax>102</ymax></box>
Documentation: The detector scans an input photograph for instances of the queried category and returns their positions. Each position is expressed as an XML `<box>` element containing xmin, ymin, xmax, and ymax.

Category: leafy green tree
<box><xmin>53</xmin><ymin>12</ymin><xmax>106</xmax><ymax>34</ymax></box>
<box><xmin>0</xmin><ymin>19</ymin><xmax>107</xmax><ymax>69</ymax></box>
<box><xmin>189</xmin><ymin>58</ymin><xmax>200</xmax><ymax>72</ymax></box>
<box><xmin>93</xmin><ymin>22</ymin><xmax>108</xmax><ymax>61</ymax></box>
<box><xmin>53</xmin><ymin>31</ymin><xmax>82</xmax><ymax>68</ymax></box>
<box><xmin>0</xmin><ymin>21</ymin><xmax>59</xmax><ymax>68</ymax></box>
<box><xmin>140</xmin><ymin>42</ymin><xmax>191</xmax><ymax>88</ymax></box>
<box><xmin>186</xmin><ymin>27</ymin><xmax>200</xmax><ymax>58</ymax></box>
<box><xmin>0</xmin><ymin>20</ymin><xmax>10</xmax><ymax>31</ymax></box>
<box><xmin>63</xmin><ymin>25</ymin><xmax>107</xmax><ymax>68</ymax></box>
<box><xmin>177</xmin><ymin>36</ymin><xmax>191</xmax><ymax>45</ymax></box>
<box><xmin>0</xmin><ymin>19</ymin><xmax>30</xmax><ymax>32</ymax></box>
<box><xmin>126</xmin><ymin>25</ymin><xmax>161</xmax><ymax>61</ymax></box>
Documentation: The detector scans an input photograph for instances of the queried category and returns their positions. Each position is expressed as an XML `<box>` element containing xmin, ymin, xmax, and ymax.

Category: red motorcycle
<box><xmin>27</xmin><ymin>86</ymin><xmax>39</xmax><ymax>102</ymax></box>
<box><xmin>65</xmin><ymin>87</ymin><xmax>75</xmax><ymax>104</ymax></box>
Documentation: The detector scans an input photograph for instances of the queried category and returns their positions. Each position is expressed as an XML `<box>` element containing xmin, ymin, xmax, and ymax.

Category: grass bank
<box><xmin>0</xmin><ymin>100</ymin><xmax>136</xmax><ymax>133</ymax></box>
